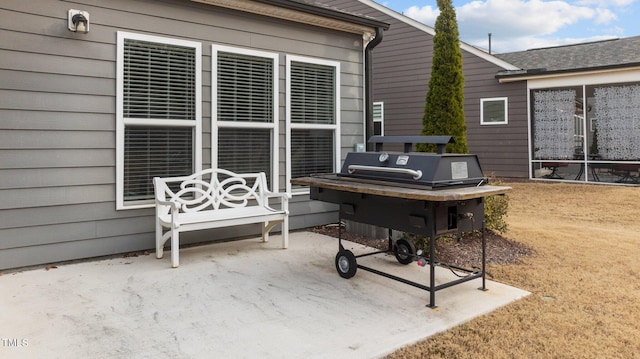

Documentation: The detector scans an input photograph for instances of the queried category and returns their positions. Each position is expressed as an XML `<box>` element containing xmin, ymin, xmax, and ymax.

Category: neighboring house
<box><xmin>0</xmin><ymin>0</ymin><xmax>388</xmax><ymax>270</ymax></box>
<box><xmin>495</xmin><ymin>37</ymin><xmax>640</xmax><ymax>184</ymax></box>
<box><xmin>324</xmin><ymin>0</ymin><xmax>530</xmax><ymax>178</ymax></box>
<box><xmin>326</xmin><ymin>1</ymin><xmax>640</xmax><ymax>185</ymax></box>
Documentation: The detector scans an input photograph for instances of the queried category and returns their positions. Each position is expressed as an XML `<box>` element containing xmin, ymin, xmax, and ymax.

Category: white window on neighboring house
<box><xmin>480</xmin><ymin>97</ymin><xmax>508</xmax><ymax>125</ymax></box>
<box><xmin>286</xmin><ymin>56</ymin><xmax>340</xmax><ymax>193</ymax></box>
<box><xmin>116</xmin><ymin>32</ymin><xmax>202</xmax><ymax>209</ymax></box>
<box><xmin>373</xmin><ymin>101</ymin><xmax>384</xmax><ymax>136</ymax></box>
<box><xmin>212</xmin><ymin>45</ymin><xmax>279</xmax><ymax>191</ymax></box>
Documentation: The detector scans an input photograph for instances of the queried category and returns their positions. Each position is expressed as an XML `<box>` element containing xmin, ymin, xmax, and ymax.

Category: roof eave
<box><xmin>253</xmin><ymin>0</ymin><xmax>389</xmax><ymax>30</ymax></box>
<box><xmin>496</xmin><ymin>62</ymin><xmax>640</xmax><ymax>82</ymax></box>
<box><xmin>191</xmin><ymin>0</ymin><xmax>389</xmax><ymax>35</ymax></box>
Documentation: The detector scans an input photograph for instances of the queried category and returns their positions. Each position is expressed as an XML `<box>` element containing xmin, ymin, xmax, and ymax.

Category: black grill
<box><xmin>339</xmin><ymin>136</ymin><xmax>487</xmax><ymax>189</ymax></box>
<box><xmin>291</xmin><ymin>136</ymin><xmax>510</xmax><ymax>308</ymax></box>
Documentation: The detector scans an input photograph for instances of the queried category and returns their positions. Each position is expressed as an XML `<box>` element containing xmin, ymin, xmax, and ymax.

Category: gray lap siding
<box><xmin>0</xmin><ymin>0</ymin><xmax>364</xmax><ymax>270</ymax></box>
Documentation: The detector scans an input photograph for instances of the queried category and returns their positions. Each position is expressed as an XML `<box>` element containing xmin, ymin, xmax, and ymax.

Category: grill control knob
<box><xmin>379</xmin><ymin>152</ymin><xmax>389</xmax><ymax>163</ymax></box>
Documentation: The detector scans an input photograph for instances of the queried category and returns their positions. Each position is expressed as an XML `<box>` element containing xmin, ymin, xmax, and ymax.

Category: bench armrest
<box><xmin>155</xmin><ymin>198</ymin><xmax>180</xmax><ymax>211</ymax></box>
<box><xmin>263</xmin><ymin>190</ymin><xmax>291</xmax><ymax>213</ymax></box>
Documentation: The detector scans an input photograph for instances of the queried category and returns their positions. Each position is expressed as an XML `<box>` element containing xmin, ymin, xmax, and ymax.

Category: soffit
<box><xmin>191</xmin><ymin>0</ymin><xmax>378</xmax><ymax>35</ymax></box>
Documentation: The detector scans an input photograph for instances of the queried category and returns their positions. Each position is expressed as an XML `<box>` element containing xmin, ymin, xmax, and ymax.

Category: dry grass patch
<box><xmin>387</xmin><ymin>182</ymin><xmax>640</xmax><ymax>359</ymax></box>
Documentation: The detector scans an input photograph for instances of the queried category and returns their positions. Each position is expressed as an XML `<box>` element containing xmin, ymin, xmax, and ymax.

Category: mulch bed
<box><xmin>310</xmin><ymin>223</ymin><xmax>534</xmax><ymax>267</ymax></box>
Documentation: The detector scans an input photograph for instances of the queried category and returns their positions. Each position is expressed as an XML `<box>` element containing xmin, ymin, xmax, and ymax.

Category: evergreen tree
<box><xmin>417</xmin><ymin>0</ymin><xmax>467</xmax><ymax>154</ymax></box>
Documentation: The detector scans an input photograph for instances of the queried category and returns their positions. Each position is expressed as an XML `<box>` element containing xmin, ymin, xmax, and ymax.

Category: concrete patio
<box><xmin>0</xmin><ymin>231</ymin><xmax>529</xmax><ymax>358</ymax></box>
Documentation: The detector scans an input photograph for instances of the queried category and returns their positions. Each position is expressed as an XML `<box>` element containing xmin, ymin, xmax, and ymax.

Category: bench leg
<box><xmin>262</xmin><ymin>219</ymin><xmax>288</xmax><ymax>249</ymax></box>
<box><xmin>261</xmin><ymin>222</ymin><xmax>269</xmax><ymax>243</ymax></box>
<box><xmin>282</xmin><ymin>216</ymin><xmax>289</xmax><ymax>249</ymax></box>
<box><xmin>171</xmin><ymin>227</ymin><xmax>180</xmax><ymax>268</ymax></box>
<box><xmin>156</xmin><ymin>220</ymin><xmax>164</xmax><ymax>259</ymax></box>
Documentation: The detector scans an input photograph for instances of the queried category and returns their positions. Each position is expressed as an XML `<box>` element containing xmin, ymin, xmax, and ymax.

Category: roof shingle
<box><xmin>494</xmin><ymin>36</ymin><xmax>640</xmax><ymax>72</ymax></box>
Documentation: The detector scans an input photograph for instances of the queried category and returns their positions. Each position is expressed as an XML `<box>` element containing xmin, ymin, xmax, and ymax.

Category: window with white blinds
<box><xmin>290</xmin><ymin>129</ymin><xmax>334</xmax><ymax>178</ymax></box>
<box><xmin>217</xmin><ymin>128</ymin><xmax>272</xmax><ymax>185</ymax></box>
<box><xmin>212</xmin><ymin>46</ymin><xmax>278</xmax><ymax>190</ymax></box>
<box><xmin>217</xmin><ymin>52</ymin><xmax>273</xmax><ymax>123</ymax></box>
<box><xmin>290</xmin><ymin>62</ymin><xmax>335</xmax><ymax>125</ymax></box>
<box><xmin>123</xmin><ymin>41</ymin><xmax>196</xmax><ymax>120</ymax></box>
<box><xmin>286</xmin><ymin>56</ymin><xmax>340</xmax><ymax>192</ymax></box>
<box><xmin>117</xmin><ymin>32</ymin><xmax>201</xmax><ymax>209</ymax></box>
<box><xmin>123</xmin><ymin>127</ymin><xmax>193</xmax><ymax>201</ymax></box>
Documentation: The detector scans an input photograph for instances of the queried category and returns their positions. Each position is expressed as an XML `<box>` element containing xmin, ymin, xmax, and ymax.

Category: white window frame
<box><xmin>480</xmin><ymin>97</ymin><xmax>508</xmax><ymax>125</ymax></box>
<box><xmin>211</xmin><ymin>45</ymin><xmax>280</xmax><ymax>192</ymax></box>
<box><xmin>285</xmin><ymin>55</ymin><xmax>341</xmax><ymax>195</ymax></box>
<box><xmin>373</xmin><ymin>101</ymin><xmax>384</xmax><ymax>135</ymax></box>
<box><xmin>116</xmin><ymin>31</ymin><xmax>202</xmax><ymax>210</ymax></box>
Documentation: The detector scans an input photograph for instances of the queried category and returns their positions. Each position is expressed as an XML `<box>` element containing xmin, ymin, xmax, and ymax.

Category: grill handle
<box><xmin>347</xmin><ymin>165</ymin><xmax>423</xmax><ymax>180</ymax></box>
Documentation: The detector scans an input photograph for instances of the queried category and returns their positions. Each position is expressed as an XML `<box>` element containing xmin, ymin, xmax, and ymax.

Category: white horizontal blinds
<box><xmin>216</xmin><ymin>50</ymin><xmax>275</xmax><ymax>186</ymax></box>
<box><xmin>218</xmin><ymin>128</ymin><xmax>271</xmax><ymax>185</ymax></box>
<box><xmin>290</xmin><ymin>61</ymin><xmax>336</xmax><ymax>125</ymax></box>
<box><xmin>122</xmin><ymin>39</ymin><xmax>196</xmax><ymax>202</ymax></box>
<box><xmin>124</xmin><ymin>127</ymin><xmax>193</xmax><ymax>200</ymax></box>
<box><xmin>290</xmin><ymin>61</ymin><xmax>336</xmax><ymax>180</ymax></box>
<box><xmin>123</xmin><ymin>40</ymin><xmax>196</xmax><ymax>120</ymax></box>
<box><xmin>218</xmin><ymin>52</ymin><xmax>273</xmax><ymax>123</ymax></box>
<box><xmin>290</xmin><ymin>129</ymin><xmax>334</xmax><ymax>178</ymax></box>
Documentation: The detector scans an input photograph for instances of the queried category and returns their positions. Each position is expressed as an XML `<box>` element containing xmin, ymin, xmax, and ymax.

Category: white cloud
<box><xmin>593</xmin><ymin>7</ymin><xmax>618</xmax><ymax>24</ymax></box>
<box><xmin>456</xmin><ymin>0</ymin><xmax>613</xmax><ymax>37</ymax></box>
<box><xmin>403</xmin><ymin>4</ymin><xmax>439</xmax><ymax>24</ymax></box>
<box><xmin>400</xmin><ymin>0</ymin><xmax>624</xmax><ymax>52</ymax></box>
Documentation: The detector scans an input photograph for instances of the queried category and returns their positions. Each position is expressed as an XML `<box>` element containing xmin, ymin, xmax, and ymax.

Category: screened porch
<box><xmin>530</xmin><ymin>82</ymin><xmax>640</xmax><ymax>185</ymax></box>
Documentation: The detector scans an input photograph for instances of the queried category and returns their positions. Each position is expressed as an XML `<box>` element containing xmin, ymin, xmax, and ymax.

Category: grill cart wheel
<box><xmin>394</xmin><ymin>238</ymin><xmax>416</xmax><ymax>265</ymax></box>
<box><xmin>335</xmin><ymin>250</ymin><xmax>357</xmax><ymax>279</ymax></box>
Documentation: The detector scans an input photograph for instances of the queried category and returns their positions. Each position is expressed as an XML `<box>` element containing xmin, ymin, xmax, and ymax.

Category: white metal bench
<box><xmin>153</xmin><ymin>169</ymin><xmax>290</xmax><ymax>268</ymax></box>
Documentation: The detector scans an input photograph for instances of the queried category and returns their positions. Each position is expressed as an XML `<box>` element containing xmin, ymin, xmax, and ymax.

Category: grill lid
<box><xmin>338</xmin><ymin>136</ymin><xmax>487</xmax><ymax>189</ymax></box>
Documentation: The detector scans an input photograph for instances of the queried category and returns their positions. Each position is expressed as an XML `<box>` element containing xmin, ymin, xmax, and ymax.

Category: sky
<box><xmin>379</xmin><ymin>0</ymin><xmax>640</xmax><ymax>53</ymax></box>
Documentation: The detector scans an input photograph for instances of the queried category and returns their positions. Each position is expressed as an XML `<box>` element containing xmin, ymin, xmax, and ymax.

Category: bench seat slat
<box><xmin>158</xmin><ymin>207</ymin><xmax>286</xmax><ymax>227</ymax></box>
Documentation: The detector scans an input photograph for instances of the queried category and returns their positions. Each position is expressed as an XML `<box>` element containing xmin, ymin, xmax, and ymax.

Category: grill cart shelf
<box><xmin>291</xmin><ymin>136</ymin><xmax>511</xmax><ymax>308</ymax></box>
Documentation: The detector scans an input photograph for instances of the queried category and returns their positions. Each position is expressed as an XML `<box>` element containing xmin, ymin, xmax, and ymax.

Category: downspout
<box><xmin>365</xmin><ymin>27</ymin><xmax>384</xmax><ymax>151</ymax></box>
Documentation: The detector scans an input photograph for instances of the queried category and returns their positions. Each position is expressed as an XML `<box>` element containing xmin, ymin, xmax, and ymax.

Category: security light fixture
<box><xmin>68</xmin><ymin>9</ymin><xmax>89</xmax><ymax>33</ymax></box>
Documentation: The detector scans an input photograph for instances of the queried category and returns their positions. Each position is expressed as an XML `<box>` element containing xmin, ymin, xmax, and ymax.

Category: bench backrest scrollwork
<box><xmin>154</xmin><ymin>169</ymin><xmax>269</xmax><ymax>214</ymax></box>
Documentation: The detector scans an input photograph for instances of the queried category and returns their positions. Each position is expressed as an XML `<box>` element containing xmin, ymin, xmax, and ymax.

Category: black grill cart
<box><xmin>291</xmin><ymin>136</ymin><xmax>511</xmax><ymax>308</ymax></box>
